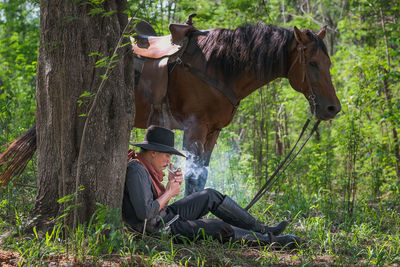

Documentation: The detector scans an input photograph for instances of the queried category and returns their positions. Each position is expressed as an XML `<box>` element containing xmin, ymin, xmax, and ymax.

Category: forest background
<box><xmin>0</xmin><ymin>0</ymin><xmax>399</xmax><ymax>265</ymax></box>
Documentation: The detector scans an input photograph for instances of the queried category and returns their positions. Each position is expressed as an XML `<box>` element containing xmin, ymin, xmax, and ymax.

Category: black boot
<box><xmin>231</xmin><ymin>226</ymin><xmax>272</xmax><ymax>246</ymax></box>
<box><xmin>231</xmin><ymin>227</ymin><xmax>300</xmax><ymax>249</ymax></box>
<box><xmin>264</xmin><ymin>220</ymin><xmax>288</xmax><ymax>236</ymax></box>
<box><xmin>213</xmin><ymin>196</ymin><xmax>265</xmax><ymax>233</ymax></box>
<box><xmin>274</xmin><ymin>234</ymin><xmax>301</xmax><ymax>249</ymax></box>
<box><xmin>213</xmin><ymin>196</ymin><xmax>289</xmax><ymax>235</ymax></box>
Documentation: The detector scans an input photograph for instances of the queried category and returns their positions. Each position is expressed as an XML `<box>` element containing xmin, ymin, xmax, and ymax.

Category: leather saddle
<box><xmin>131</xmin><ymin>15</ymin><xmax>197</xmax><ymax>129</ymax></box>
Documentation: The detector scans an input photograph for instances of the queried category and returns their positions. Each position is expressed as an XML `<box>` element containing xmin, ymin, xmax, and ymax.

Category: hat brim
<box><xmin>133</xmin><ymin>142</ymin><xmax>187</xmax><ymax>158</ymax></box>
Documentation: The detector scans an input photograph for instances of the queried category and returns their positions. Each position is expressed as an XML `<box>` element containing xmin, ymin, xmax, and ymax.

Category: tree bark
<box><xmin>34</xmin><ymin>0</ymin><xmax>134</xmax><ymax>227</ymax></box>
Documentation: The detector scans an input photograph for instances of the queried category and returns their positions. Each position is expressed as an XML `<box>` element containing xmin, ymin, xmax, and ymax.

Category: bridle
<box><xmin>245</xmin><ymin>42</ymin><xmax>321</xmax><ymax>211</ymax></box>
<box><xmin>287</xmin><ymin>43</ymin><xmax>317</xmax><ymax>116</ymax></box>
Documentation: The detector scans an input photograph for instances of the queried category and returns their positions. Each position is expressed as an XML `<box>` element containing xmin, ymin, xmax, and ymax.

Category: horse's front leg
<box><xmin>183</xmin><ymin>127</ymin><xmax>220</xmax><ymax>196</ymax></box>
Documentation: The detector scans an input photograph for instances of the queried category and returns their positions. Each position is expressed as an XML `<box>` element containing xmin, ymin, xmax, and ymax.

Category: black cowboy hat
<box><xmin>133</xmin><ymin>125</ymin><xmax>186</xmax><ymax>157</ymax></box>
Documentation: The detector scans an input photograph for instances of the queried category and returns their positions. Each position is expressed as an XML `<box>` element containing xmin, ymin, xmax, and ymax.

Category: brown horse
<box><xmin>133</xmin><ymin>21</ymin><xmax>340</xmax><ymax>195</ymax></box>
<box><xmin>0</xmin><ymin>22</ymin><xmax>341</xmax><ymax>195</ymax></box>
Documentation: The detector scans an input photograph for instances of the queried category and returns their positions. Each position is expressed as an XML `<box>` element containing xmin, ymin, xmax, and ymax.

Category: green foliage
<box><xmin>1</xmin><ymin>200</ymin><xmax>399</xmax><ymax>265</ymax></box>
<box><xmin>0</xmin><ymin>0</ymin><xmax>38</xmax><ymax>147</ymax></box>
<box><xmin>88</xmin><ymin>203</ymin><xmax>125</xmax><ymax>254</ymax></box>
<box><xmin>0</xmin><ymin>0</ymin><xmax>400</xmax><ymax>265</ymax></box>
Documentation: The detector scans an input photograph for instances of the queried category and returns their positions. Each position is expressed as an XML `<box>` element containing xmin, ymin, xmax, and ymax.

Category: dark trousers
<box><xmin>166</xmin><ymin>188</ymin><xmax>234</xmax><ymax>243</ymax></box>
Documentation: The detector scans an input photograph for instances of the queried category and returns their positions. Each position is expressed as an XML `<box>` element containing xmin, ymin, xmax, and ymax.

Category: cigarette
<box><xmin>167</xmin><ymin>168</ymin><xmax>177</xmax><ymax>174</ymax></box>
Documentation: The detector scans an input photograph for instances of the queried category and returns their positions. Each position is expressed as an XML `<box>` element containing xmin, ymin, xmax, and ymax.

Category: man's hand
<box><xmin>166</xmin><ymin>179</ymin><xmax>181</xmax><ymax>197</ymax></box>
<box><xmin>168</xmin><ymin>164</ymin><xmax>183</xmax><ymax>185</ymax></box>
<box><xmin>157</xmin><ymin>164</ymin><xmax>183</xmax><ymax>210</ymax></box>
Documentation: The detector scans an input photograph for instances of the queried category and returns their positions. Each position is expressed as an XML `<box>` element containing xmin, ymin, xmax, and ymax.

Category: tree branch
<box><xmin>299</xmin><ymin>2</ymin><xmax>338</xmax><ymax>32</ymax></box>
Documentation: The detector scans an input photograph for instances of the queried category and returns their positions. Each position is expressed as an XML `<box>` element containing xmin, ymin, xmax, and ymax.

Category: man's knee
<box><xmin>203</xmin><ymin>188</ymin><xmax>218</xmax><ymax>195</ymax></box>
<box><xmin>202</xmin><ymin>188</ymin><xmax>224</xmax><ymax>207</ymax></box>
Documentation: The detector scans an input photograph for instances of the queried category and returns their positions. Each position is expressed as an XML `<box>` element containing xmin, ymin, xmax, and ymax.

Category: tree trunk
<box><xmin>34</xmin><ymin>0</ymin><xmax>134</xmax><ymax>227</ymax></box>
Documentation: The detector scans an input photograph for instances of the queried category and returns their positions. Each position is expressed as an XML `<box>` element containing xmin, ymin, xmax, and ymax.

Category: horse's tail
<box><xmin>0</xmin><ymin>125</ymin><xmax>37</xmax><ymax>187</ymax></box>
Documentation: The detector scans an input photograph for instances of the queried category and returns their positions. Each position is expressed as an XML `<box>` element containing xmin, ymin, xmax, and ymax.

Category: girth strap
<box><xmin>174</xmin><ymin>57</ymin><xmax>240</xmax><ymax>110</ymax></box>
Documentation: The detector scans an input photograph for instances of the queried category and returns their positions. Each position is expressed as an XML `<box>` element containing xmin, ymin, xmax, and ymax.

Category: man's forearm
<box><xmin>156</xmin><ymin>190</ymin><xmax>174</xmax><ymax>210</ymax></box>
<box><xmin>157</xmin><ymin>179</ymin><xmax>181</xmax><ymax>210</ymax></box>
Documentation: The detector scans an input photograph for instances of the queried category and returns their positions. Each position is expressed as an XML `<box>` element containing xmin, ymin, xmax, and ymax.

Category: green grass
<box><xmin>1</xmin><ymin>197</ymin><xmax>399</xmax><ymax>266</ymax></box>
<box><xmin>0</xmin><ymin>170</ymin><xmax>399</xmax><ymax>266</ymax></box>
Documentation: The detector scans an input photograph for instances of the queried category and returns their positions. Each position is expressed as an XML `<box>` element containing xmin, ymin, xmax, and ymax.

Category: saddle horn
<box><xmin>185</xmin><ymin>13</ymin><xmax>197</xmax><ymax>26</ymax></box>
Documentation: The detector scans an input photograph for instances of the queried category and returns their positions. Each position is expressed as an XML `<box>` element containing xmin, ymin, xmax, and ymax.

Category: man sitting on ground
<box><xmin>122</xmin><ymin>125</ymin><xmax>299</xmax><ymax>247</ymax></box>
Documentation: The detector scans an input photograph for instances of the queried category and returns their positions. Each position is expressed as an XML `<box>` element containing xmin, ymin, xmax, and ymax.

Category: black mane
<box><xmin>197</xmin><ymin>22</ymin><xmax>328</xmax><ymax>82</ymax></box>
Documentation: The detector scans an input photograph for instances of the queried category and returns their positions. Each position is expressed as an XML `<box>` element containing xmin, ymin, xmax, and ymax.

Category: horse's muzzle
<box><xmin>314</xmin><ymin>101</ymin><xmax>341</xmax><ymax>120</ymax></box>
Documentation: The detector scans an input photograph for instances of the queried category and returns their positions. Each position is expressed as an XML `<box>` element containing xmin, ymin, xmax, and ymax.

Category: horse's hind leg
<box><xmin>183</xmin><ymin>128</ymin><xmax>220</xmax><ymax>195</ymax></box>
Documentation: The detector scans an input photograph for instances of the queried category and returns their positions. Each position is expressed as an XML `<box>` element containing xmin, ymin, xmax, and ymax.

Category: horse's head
<box><xmin>287</xmin><ymin>26</ymin><xmax>341</xmax><ymax>120</ymax></box>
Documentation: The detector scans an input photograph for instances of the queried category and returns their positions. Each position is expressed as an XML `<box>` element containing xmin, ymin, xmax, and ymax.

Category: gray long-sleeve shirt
<box><xmin>122</xmin><ymin>160</ymin><xmax>162</xmax><ymax>231</ymax></box>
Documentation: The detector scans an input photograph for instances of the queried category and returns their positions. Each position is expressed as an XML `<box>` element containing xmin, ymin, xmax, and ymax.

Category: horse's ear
<box><xmin>317</xmin><ymin>25</ymin><xmax>327</xmax><ymax>40</ymax></box>
<box><xmin>293</xmin><ymin>26</ymin><xmax>307</xmax><ymax>44</ymax></box>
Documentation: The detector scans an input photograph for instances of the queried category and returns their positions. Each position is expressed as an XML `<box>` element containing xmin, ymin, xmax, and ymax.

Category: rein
<box><xmin>245</xmin><ymin>119</ymin><xmax>320</xmax><ymax>211</ymax></box>
<box><xmin>171</xmin><ymin>35</ymin><xmax>321</xmax><ymax>210</ymax></box>
<box><xmin>245</xmin><ymin>43</ymin><xmax>320</xmax><ymax>211</ymax></box>
<box><xmin>288</xmin><ymin>43</ymin><xmax>317</xmax><ymax>114</ymax></box>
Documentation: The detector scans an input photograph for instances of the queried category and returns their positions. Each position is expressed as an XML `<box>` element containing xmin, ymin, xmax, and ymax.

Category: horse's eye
<box><xmin>309</xmin><ymin>61</ymin><xmax>318</xmax><ymax>68</ymax></box>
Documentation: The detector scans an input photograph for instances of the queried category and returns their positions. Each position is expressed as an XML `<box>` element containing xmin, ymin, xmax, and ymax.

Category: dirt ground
<box><xmin>0</xmin><ymin>250</ymin><xmax>20</xmax><ymax>267</ymax></box>
<box><xmin>0</xmin><ymin>250</ymin><xmax>121</xmax><ymax>266</ymax></box>
<box><xmin>0</xmin><ymin>248</ymin><xmax>339</xmax><ymax>266</ymax></box>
